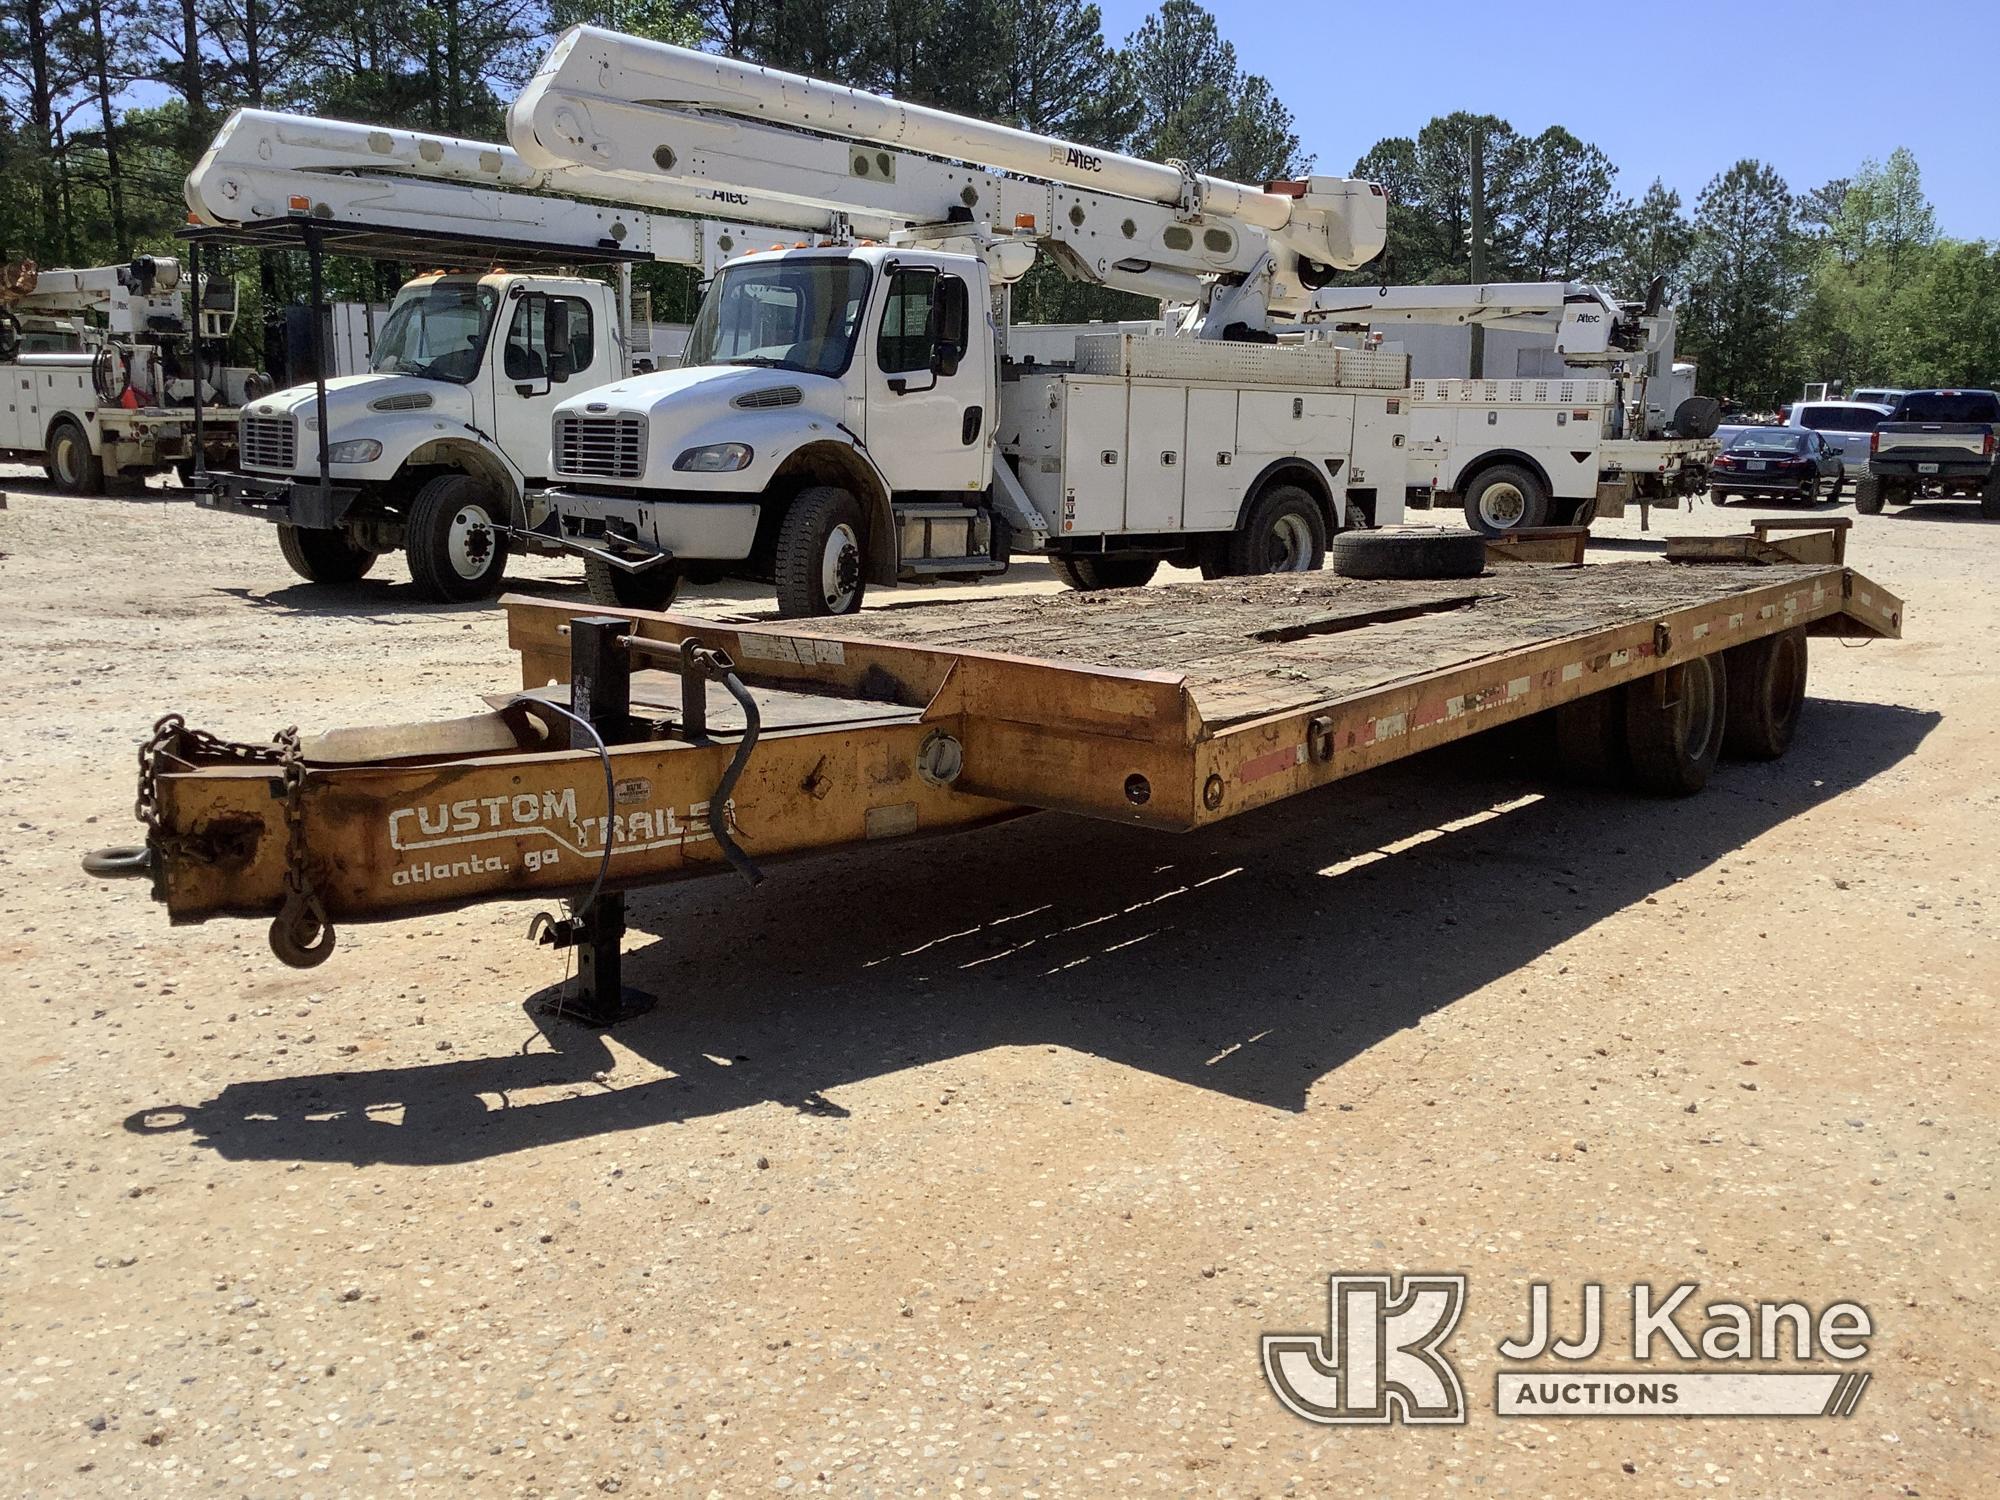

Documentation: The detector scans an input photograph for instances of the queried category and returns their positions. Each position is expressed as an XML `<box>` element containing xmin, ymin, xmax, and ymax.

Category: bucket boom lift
<box><xmin>182</xmin><ymin>107</ymin><xmax>889</xmax><ymax>600</ymax></box>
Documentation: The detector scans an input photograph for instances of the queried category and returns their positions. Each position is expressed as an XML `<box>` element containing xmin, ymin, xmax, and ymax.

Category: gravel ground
<box><xmin>0</xmin><ymin>473</ymin><xmax>1993</xmax><ymax>1497</ymax></box>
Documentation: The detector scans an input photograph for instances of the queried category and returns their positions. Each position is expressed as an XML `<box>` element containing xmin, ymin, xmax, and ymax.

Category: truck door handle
<box><xmin>962</xmin><ymin>406</ymin><xmax>982</xmax><ymax>445</ymax></box>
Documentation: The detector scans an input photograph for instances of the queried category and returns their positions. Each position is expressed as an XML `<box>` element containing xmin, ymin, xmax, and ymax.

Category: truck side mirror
<box><xmin>931</xmin><ymin>341</ymin><xmax>960</xmax><ymax>379</ymax></box>
<box><xmin>545</xmin><ymin>298</ymin><xmax>573</xmax><ymax>383</ymax></box>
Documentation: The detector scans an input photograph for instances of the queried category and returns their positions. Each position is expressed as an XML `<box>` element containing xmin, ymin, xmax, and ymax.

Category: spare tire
<box><xmin>1328</xmin><ymin>530</ymin><xmax>1486</xmax><ymax>580</ymax></box>
<box><xmin>1670</xmin><ymin>395</ymin><xmax>1722</xmax><ymax>439</ymax></box>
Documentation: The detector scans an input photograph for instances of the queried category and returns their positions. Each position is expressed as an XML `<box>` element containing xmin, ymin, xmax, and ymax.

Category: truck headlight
<box><xmin>325</xmin><ymin>438</ymin><xmax>383</xmax><ymax>464</ymax></box>
<box><xmin>673</xmin><ymin>441</ymin><xmax>753</xmax><ymax>472</ymax></box>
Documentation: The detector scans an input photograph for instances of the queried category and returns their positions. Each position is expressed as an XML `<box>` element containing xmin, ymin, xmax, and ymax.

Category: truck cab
<box><xmin>204</xmin><ymin>270</ymin><xmax>624</xmax><ymax>600</ymax></box>
<box><xmin>540</xmin><ymin>245</ymin><xmax>1006</xmax><ymax>615</ymax></box>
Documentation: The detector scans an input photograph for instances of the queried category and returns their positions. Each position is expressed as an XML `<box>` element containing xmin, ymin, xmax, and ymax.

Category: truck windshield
<box><xmin>370</xmin><ymin>282</ymin><xmax>499</xmax><ymax>384</ymax></box>
<box><xmin>684</xmin><ymin>259</ymin><xmax>871</xmax><ymax>377</ymax></box>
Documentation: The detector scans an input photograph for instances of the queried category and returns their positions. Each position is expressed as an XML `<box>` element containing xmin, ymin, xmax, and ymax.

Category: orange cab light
<box><xmin>287</xmin><ymin>194</ymin><xmax>310</xmax><ymax>213</ymax></box>
<box><xmin>1014</xmin><ymin>213</ymin><xmax>1037</xmax><ymax>232</ymax></box>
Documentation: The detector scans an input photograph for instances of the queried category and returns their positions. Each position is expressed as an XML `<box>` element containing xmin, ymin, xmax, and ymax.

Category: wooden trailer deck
<box><xmin>112</xmin><ymin>539</ymin><xmax>1899</xmax><ymax>980</ymax></box>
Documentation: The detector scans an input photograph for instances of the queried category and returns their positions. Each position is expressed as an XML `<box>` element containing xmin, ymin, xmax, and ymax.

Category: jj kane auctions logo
<box><xmin>1263</xmin><ymin>1276</ymin><xmax>1873</xmax><ymax>1425</ymax></box>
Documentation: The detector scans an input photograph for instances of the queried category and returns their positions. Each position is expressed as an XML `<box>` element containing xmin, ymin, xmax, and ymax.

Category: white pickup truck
<box><xmin>1857</xmin><ymin>388</ymin><xmax>2000</xmax><ymax>518</ymax></box>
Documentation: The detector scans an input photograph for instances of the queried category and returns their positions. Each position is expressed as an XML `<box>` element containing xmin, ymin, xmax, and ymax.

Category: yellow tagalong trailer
<box><xmin>86</xmin><ymin>522</ymin><xmax>1901</xmax><ymax>1024</ymax></box>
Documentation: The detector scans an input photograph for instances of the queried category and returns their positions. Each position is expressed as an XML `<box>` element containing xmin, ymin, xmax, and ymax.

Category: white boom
<box><xmin>507</xmin><ymin>26</ymin><xmax>1387</xmax><ymax>329</ymax></box>
<box><xmin>1307</xmin><ymin>280</ymin><xmax>1672</xmax><ymax>366</ymax></box>
<box><xmin>1</xmin><ymin>256</ymin><xmax>189</xmax><ymax>338</ymax></box>
<box><xmin>186</xmin><ymin>109</ymin><xmax>894</xmax><ymax>274</ymax></box>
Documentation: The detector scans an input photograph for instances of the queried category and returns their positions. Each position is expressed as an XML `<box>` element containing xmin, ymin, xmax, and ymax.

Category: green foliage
<box><xmin>3</xmin><ymin>0</ymin><xmax>1993</xmax><ymax>408</ymax></box>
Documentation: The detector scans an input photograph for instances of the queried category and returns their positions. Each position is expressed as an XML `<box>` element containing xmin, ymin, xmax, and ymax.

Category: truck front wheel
<box><xmin>46</xmin><ymin>418</ymin><xmax>104</xmax><ymax>496</ymax></box>
<box><xmin>406</xmin><ymin>474</ymin><xmax>511</xmax><ymax>603</ymax></box>
<box><xmin>585</xmin><ymin>556</ymin><xmax>681</xmax><ymax>611</ymax></box>
<box><xmin>1463</xmin><ymin>464</ymin><xmax>1549</xmax><ymax>536</ymax></box>
<box><xmin>277</xmin><ymin>524</ymin><xmax>376</xmax><ymax>584</ymax></box>
<box><xmin>1050</xmin><ymin>555</ymin><xmax>1160</xmax><ymax>591</ymax></box>
<box><xmin>775</xmin><ymin>485</ymin><xmax>867</xmax><ymax>617</ymax></box>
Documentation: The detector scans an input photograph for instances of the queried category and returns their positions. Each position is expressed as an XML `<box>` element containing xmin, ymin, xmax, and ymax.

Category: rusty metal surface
<box><xmin>140</xmin><ymin>551</ymin><xmax>1902</xmax><ymax>928</ymax></box>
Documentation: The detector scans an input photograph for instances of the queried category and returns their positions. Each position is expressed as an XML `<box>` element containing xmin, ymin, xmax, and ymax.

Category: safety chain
<box><xmin>269</xmin><ymin>726</ymin><xmax>335</xmax><ymax>969</ymax></box>
<box><xmin>132</xmin><ymin>713</ymin><xmax>335</xmax><ymax>968</ymax></box>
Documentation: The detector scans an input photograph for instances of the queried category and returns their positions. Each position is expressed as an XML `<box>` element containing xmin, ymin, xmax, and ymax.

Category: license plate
<box><xmin>1918</xmin><ymin>462</ymin><xmax>1939</xmax><ymax>474</ymax></box>
<box><xmin>1746</xmin><ymin>460</ymin><xmax>1766</xmax><ymax>471</ymax></box>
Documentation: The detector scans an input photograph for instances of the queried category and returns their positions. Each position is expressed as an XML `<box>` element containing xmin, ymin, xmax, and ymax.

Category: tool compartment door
<box><xmin>1349</xmin><ymin>394</ymin><xmax>1409</xmax><ymax>524</ymax></box>
<box><xmin>1239</xmin><ymin>389</ymin><xmax>1355</xmax><ymax>474</ymax></box>
<box><xmin>1058</xmin><ymin>378</ymin><xmax>1129</xmax><ymax>538</ymax></box>
<box><xmin>1123</xmin><ymin>383</ymin><xmax>1187</xmax><ymax>530</ymax></box>
<box><xmin>1182</xmin><ymin>387</ymin><xmax>1241</xmax><ymax>532</ymax></box>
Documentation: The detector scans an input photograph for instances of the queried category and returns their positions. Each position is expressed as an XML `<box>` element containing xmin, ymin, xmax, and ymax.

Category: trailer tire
<box><xmin>1226</xmin><ymin>484</ymin><xmax>1327</xmax><ymax>574</ymax></box>
<box><xmin>1722</xmin><ymin>628</ymin><xmax>1806</xmax><ymax>761</ymax></box>
<box><xmin>584</xmin><ymin>555</ymin><xmax>681</xmax><ymax>611</ymax></box>
<box><xmin>277</xmin><ymin>523</ymin><xmax>376</xmax><ymax>584</ymax></box>
<box><xmin>406</xmin><ymin>473</ymin><xmax>510</xmax><ymax>602</ymax></box>
<box><xmin>46</xmin><ymin>418</ymin><xmax>104</xmax><ymax>495</ymax></box>
<box><xmin>775</xmin><ymin>484</ymin><xmax>867</xmax><ymax>616</ymax></box>
<box><xmin>1328</xmin><ymin>529</ymin><xmax>1486</xmax><ymax>580</ymax></box>
<box><xmin>1463</xmin><ymin>464</ymin><xmax>1548</xmax><ymax>535</ymax></box>
<box><xmin>1623</xmin><ymin>652</ymin><xmax>1728</xmax><ymax>797</ymax></box>
<box><xmin>1050</xmin><ymin>554</ymin><xmax>1161</xmax><ymax>591</ymax></box>
<box><xmin>1853</xmin><ymin>474</ymin><xmax>1885</xmax><ymax>514</ymax></box>
<box><xmin>1553</xmin><ymin>689</ymin><xmax>1627</xmax><ymax>786</ymax></box>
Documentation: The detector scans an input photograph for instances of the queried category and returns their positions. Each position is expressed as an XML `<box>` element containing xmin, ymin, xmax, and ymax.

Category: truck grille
<box><xmin>239</xmin><ymin>415</ymin><xmax>296</xmax><ymax>471</ymax></box>
<box><xmin>554</xmin><ymin>414</ymin><xmax>647</xmax><ymax>480</ymax></box>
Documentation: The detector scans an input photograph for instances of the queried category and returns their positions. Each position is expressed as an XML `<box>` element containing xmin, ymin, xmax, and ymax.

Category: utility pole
<box><xmin>1468</xmin><ymin>129</ymin><xmax>1488</xmax><ymax>380</ymax></box>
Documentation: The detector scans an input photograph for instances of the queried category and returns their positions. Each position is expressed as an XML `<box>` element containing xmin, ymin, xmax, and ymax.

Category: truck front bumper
<box><xmin>191</xmin><ymin>471</ymin><xmax>360</xmax><ymax>530</ymax></box>
<box><xmin>537</xmin><ymin>487</ymin><xmax>762</xmax><ymax>562</ymax></box>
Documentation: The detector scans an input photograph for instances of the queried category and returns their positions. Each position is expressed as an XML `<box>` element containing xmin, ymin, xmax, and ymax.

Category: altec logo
<box><xmin>1052</xmin><ymin>144</ymin><xmax>1104</xmax><ymax>173</ymax></box>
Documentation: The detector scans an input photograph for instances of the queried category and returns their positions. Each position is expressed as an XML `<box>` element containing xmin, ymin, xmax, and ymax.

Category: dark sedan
<box><xmin>1709</xmin><ymin>429</ymin><xmax>1845</xmax><ymax>504</ymax></box>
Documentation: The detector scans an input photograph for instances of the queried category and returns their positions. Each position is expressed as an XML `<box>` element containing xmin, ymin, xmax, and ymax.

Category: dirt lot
<box><xmin>0</xmin><ymin>474</ymin><xmax>1993</xmax><ymax>1497</ymax></box>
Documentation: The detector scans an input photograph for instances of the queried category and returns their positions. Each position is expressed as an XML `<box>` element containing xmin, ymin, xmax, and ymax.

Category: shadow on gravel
<box><xmin>142</xmin><ymin>695</ymin><xmax>1939</xmax><ymax>1165</ymax></box>
<box><xmin>1868</xmin><ymin>504</ymin><xmax>1999</xmax><ymax>524</ymax></box>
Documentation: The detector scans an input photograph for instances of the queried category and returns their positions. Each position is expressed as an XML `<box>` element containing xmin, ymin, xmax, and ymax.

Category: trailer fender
<box><xmin>1234</xmin><ymin>457</ymin><xmax>1337</xmax><ymax>534</ymax></box>
<box><xmin>769</xmin><ymin>441</ymin><xmax>895</xmax><ymax>586</ymax></box>
<box><xmin>1450</xmin><ymin>448</ymin><xmax>1560</xmax><ymax>502</ymax></box>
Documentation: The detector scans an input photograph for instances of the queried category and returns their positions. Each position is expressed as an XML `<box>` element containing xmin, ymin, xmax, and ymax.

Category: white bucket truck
<box><xmin>506</xmin><ymin>28</ymin><xmax>1404</xmax><ymax>614</ymax></box>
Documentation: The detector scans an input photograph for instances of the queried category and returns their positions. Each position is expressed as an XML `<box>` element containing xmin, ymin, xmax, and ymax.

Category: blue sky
<box><xmin>1092</xmin><ymin>0</ymin><xmax>2000</xmax><ymax>240</ymax></box>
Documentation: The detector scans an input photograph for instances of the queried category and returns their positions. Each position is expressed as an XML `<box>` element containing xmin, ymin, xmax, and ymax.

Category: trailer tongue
<box><xmin>86</xmin><ymin>530</ymin><xmax>1902</xmax><ymax>1024</ymax></box>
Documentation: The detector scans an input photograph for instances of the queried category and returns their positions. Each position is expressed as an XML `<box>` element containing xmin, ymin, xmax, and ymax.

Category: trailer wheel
<box><xmin>46</xmin><ymin>418</ymin><xmax>104</xmax><ymax>496</ymax></box>
<box><xmin>585</xmin><ymin>555</ymin><xmax>681</xmax><ymax>611</ymax></box>
<box><xmin>1553</xmin><ymin>689</ymin><xmax>1626</xmax><ymax>786</ymax></box>
<box><xmin>1853</xmin><ymin>474</ymin><xmax>1885</xmax><ymax>514</ymax></box>
<box><xmin>775</xmin><ymin>484</ymin><xmax>866</xmax><ymax>616</ymax></box>
<box><xmin>277</xmin><ymin>523</ymin><xmax>376</xmax><ymax>584</ymax></box>
<box><xmin>406</xmin><ymin>473</ymin><xmax>510</xmax><ymax>602</ymax></box>
<box><xmin>1328</xmin><ymin>530</ymin><xmax>1486</xmax><ymax>580</ymax></box>
<box><xmin>1462</xmin><ymin>464</ymin><xmax>1548</xmax><ymax>536</ymax></box>
<box><xmin>1623</xmin><ymin>652</ymin><xmax>1728</xmax><ymax>797</ymax></box>
<box><xmin>1226</xmin><ymin>485</ymin><xmax>1326</xmax><ymax>574</ymax></box>
<box><xmin>1051</xmin><ymin>554</ymin><xmax>1161</xmax><ymax>591</ymax></box>
<box><xmin>1722</xmin><ymin>628</ymin><xmax>1806</xmax><ymax>760</ymax></box>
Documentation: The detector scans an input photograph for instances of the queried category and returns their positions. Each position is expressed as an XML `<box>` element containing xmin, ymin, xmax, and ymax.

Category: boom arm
<box><xmin>186</xmin><ymin>109</ymin><xmax>886</xmax><ymax>278</ymax></box>
<box><xmin>1308</xmin><ymin>281</ymin><xmax>1672</xmax><ymax>365</ymax></box>
<box><xmin>507</xmin><ymin>27</ymin><xmax>1388</xmax><ymax>331</ymax></box>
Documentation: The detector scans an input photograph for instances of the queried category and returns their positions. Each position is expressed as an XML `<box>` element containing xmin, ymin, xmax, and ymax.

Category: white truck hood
<box><xmin>244</xmin><ymin>374</ymin><xmax>475</xmax><ymax>429</ymax></box>
<box><xmin>568</xmin><ymin>363</ymin><xmax>844</xmax><ymax>420</ymax></box>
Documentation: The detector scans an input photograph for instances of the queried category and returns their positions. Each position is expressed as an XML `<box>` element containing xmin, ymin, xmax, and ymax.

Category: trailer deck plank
<box><xmin>770</xmin><ymin>562</ymin><xmax>1860</xmax><ymax>728</ymax></box>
